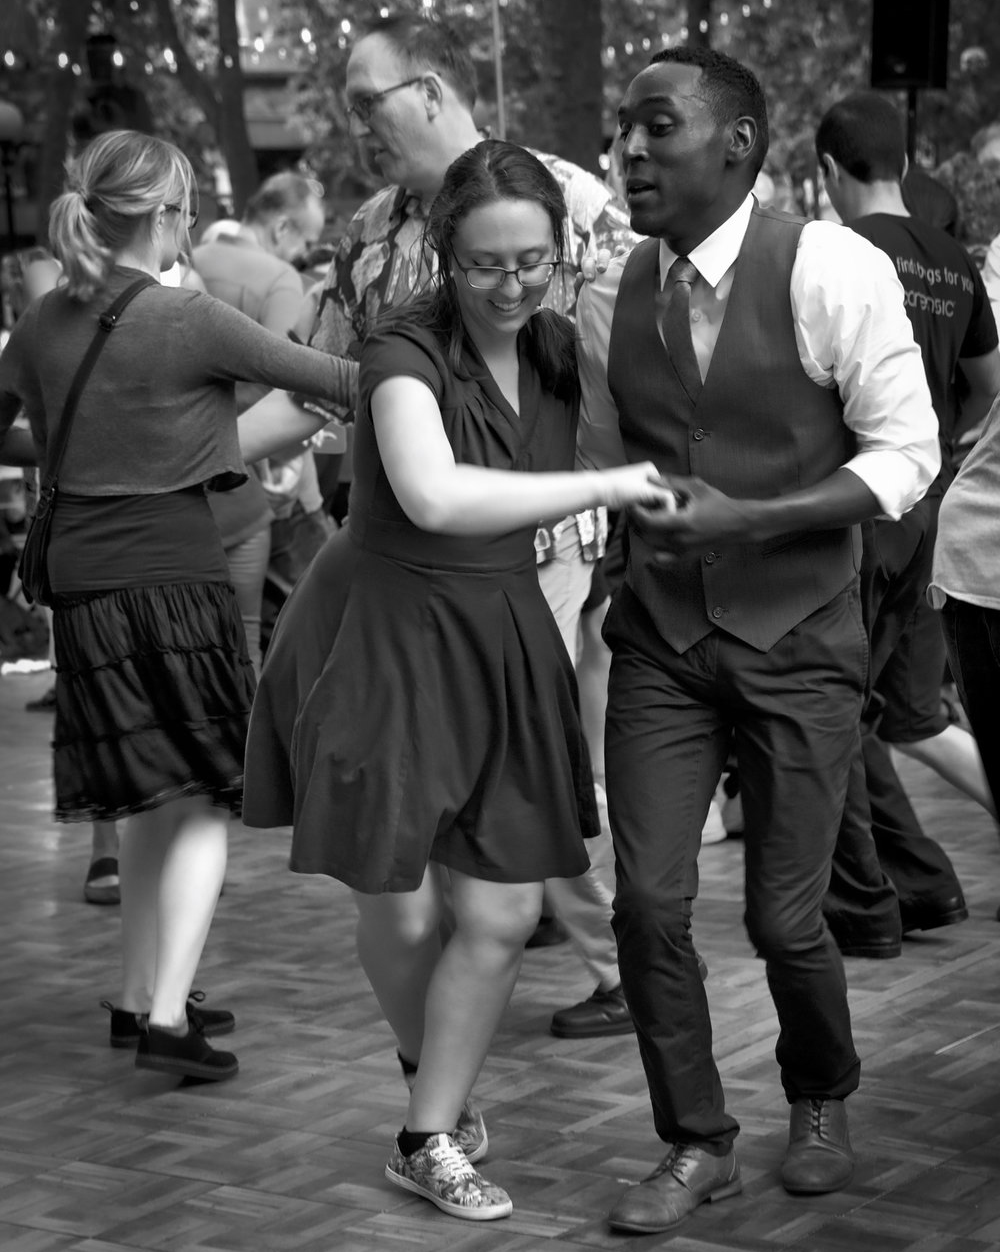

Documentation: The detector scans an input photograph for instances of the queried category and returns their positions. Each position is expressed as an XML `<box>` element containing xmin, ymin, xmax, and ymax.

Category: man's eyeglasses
<box><xmin>346</xmin><ymin>77</ymin><xmax>425</xmax><ymax>124</ymax></box>
<box><xmin>452</xmin><ymin>258</ymin><xmax>559</xmax><ymax>291</ymax></box>
<box><xmin>166</xmin><ymin>203</ymin><xmax>199</xmax><ymax>229</ymax></box>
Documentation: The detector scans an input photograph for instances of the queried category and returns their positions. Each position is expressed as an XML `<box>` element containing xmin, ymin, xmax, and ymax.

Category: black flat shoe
<box><xmin>136</xmin><ymin>1023</ymin><xmax>239</xmax><ymax>1081</ymax></box>
<box><xmin>102</xmin><ymin>991</ymin><xmax>235</xmax><ymax>1048</ymax></box>
<box><xmin>84</xmin><ymin>857</ymin><xmax>120</xmax><ymax>906</ymax></box>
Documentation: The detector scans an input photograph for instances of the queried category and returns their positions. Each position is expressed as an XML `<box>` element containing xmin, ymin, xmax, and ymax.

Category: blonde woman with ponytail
<box><xmin>0</xmin><ymin>130</ymin><xmax>352</xmax><ymax>1081</ymax></box>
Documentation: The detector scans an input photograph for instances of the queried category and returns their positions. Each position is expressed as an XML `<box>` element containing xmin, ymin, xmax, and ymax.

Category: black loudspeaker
<box><xmin>870</xmin><ymin>0</ymin><xmax>949</xmax><ymax>90</ymax></box>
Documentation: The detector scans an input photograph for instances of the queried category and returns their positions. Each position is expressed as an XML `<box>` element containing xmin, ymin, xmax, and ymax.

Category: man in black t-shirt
<box><xmin>815</xmin><ymin>92</ymin><xmax>1000</xmax><ymax>951</ymax></box>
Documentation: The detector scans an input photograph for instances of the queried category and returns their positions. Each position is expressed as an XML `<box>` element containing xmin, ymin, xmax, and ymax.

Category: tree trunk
<box><xmin>538</xmin><ymin>0</ymin><xmax>604</xmax><ymax>175</ymax></box>
<box><xmin>35</xmin><ymin>0</ymin><xmax>92</xmax><ymax>239</ymax></box>
<box><xmin>216</xmin><ymin>0</ymin><xmax>258</xmax><ymax>215</ymax></box>
<box><xmin>688</xmin><ymin>0</ymin><xmax>713</xmax><ymax>47</ymax></box>
<box><xmin>150</xmin><ymin>0</ymin><xmax>258</xmax><ymax>216</ymax></box>
<box><xmin>151</xmin><ymin>0</ymin><xmax>220</xmax><ymax>123</ymax></box>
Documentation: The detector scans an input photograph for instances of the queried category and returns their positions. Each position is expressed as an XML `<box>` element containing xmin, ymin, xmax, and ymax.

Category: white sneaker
<box><xmin>386</xmin><ymin>1133</ymin><xmax>512</xmax><ymax>1221</ymax></box>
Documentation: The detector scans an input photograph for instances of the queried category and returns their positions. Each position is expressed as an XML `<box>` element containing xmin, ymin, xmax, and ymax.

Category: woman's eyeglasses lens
<box><xmin>463</xmin><ymin>262</ymin><xmax>558</xmax><ymax>290</ymax></box>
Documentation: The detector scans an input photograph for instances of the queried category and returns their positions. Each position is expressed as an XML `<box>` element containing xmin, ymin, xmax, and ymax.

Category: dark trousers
<box><xmin>604</xmin><ymin>584</ymin><xmax>864</xmax><ymax>1150</ymax></box>
<box><xmin>826</xmin><ymin>505</ymin><xmax>963</xmax><ymax>942</ymax></box>
<box><xmin>942</xmin><ymin>598</ymin><xmax>1000</xmax><ymax>816</ymax></box>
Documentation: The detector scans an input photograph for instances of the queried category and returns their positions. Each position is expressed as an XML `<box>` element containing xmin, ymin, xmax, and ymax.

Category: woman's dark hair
<box><xmin>386</xmin><ymin>139</ymin><xmax>577</xmax><ymax>401</ymax></box>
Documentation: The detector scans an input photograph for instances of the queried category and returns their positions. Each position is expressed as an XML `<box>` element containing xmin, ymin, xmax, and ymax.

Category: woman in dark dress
<box><xmin>0</xmin><ymin>131</ymin><xmax>351</xmax><ymax>1082</ymax></box>
<box><xmin>243</xmin><ymin>141</ymin><xmax>669</xmax><ymax>1221</ymax></box>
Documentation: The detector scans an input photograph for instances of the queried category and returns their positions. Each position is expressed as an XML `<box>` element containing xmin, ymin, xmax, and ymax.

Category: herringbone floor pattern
<box><xmin>2</xmin><ymin>668</ymin><xmax>999</xmax><ymax>1251</ymax></box>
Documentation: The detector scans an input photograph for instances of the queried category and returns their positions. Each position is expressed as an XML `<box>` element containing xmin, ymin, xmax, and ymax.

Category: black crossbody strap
<box><xmin>41</xmin><ymin>275</ymin><xmax>158</xmax><ymax>489</ymax></box>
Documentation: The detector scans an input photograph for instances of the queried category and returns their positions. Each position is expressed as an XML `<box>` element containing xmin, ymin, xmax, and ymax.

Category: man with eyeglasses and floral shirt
<box><xmin>253</xmin><ymin>13</ymin><xmax>643</xmax><ymax>1050</ymax></box>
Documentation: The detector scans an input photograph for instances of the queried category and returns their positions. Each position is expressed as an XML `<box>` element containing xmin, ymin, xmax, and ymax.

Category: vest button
<box><xmin>705</xmin><ymin>552</ymin><xmax>718</xmax><ymax>564</ymax></box>
<box><xmin>712</xmin><ymin>606</ymin><xmax>724</xmax><ymax>619</ymax></box>
<box><xmin>693</xmin><ymin>428</ymin><xmax>706</xmax><ymax>441</ymax></box>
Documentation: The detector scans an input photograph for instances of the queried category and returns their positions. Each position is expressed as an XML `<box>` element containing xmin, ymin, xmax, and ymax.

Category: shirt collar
<box><xmin>397</xmin><ymin>187</ymin><xmax>433</xmax><ymax>223</ymax></box>
<box><xmin>214</xmin><ymin>229</ymin><xmax>264</xmax><ymax>252</ymax></box>
<box><xmin>658</xmin><ymin>193</ymin><xmax>755</xmax><ymax>289</ymax></box>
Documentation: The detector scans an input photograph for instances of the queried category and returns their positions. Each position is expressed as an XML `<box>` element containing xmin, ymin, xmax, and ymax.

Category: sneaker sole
<box><xmin>385</xmin><ymin>1164</ymin><xmax>512</xmax><ymax>1221</ymax></box>
<box><xmin>135</xmin><ymin>1053</ymin><xmax>239</xmax><ymax>1081</ymax></box>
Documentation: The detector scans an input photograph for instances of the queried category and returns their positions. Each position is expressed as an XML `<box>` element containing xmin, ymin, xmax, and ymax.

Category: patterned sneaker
<box><xmin>385</xmin><ymin>1133</ymin><xmax>512</xmax><ymax>1221</ymax></box>
<box><xmin>453</xmin><ymin>1100</ymin><xmax>488</xmax><ymax>1164</ymax></box>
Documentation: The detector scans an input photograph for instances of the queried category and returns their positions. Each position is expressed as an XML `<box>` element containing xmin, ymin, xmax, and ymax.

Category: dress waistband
<box><xmin>349</xmin><ymin>514</ymin><xmax>536</xmax><ymax>575</ymax></box>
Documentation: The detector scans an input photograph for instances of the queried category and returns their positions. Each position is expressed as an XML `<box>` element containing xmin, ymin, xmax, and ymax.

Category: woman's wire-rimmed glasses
<box><xmin>165</xmin><ymin>203</ymin><xmax>199</xmax><ymax>229</ymax></box>
<box><xmin>451</xmin><ymin>258</ymin><xmax>559</xmax><ymax>290</ymax></box>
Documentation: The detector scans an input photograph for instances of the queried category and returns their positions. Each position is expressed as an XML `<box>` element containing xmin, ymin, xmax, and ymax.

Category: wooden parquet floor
<box><xmin>2</xmin><ymin>667</ymin><xmax>1000</xmax><ymax>1251</ymax></box>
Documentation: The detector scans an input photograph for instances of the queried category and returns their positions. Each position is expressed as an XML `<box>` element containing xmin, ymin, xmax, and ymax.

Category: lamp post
<box><xmin>0</xmin><ymin>101</ymin><xmax>25</xmax><ymax>254</ymax></box>
<box><xmin>490</xmin><ymin>0</ymin><xmax>506</xmax><ymax>140</ymax></box>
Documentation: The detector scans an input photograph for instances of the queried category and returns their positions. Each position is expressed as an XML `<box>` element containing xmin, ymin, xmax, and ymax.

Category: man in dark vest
<box><xmin>576</xmin><ymin>48</ymin><xmax>940</xmax><ymax>1234</ymax></box>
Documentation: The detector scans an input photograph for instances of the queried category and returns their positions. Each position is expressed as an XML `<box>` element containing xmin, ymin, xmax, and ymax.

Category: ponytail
<box><xmin>48</xmin><ymin>189</ymin><xmax>114</xmax><ymax>302</ymax></box>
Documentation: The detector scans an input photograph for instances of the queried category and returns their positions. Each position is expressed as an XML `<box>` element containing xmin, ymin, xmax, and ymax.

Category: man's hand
<box><xmin>628</xmin><ymin>475</ymin><xmax>754</xmax><ymax>561</ymax></box>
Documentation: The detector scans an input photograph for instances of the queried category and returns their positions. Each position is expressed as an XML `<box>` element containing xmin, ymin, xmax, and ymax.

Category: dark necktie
<box><xmin>659</xmin><ymin>255</ymin><xmax>702</xmax><ymax>402</ymax></box>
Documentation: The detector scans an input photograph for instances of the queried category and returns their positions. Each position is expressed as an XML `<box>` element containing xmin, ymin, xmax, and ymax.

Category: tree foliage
<box><xmin>276</xmin><ymin>0</ymin><xmax>999</xmax><ymax>213</ymax></box>
<box><xmin>1</xmin><ymin>0</ymin><xmax>260</xmax><ymax>229</ymax></box>
<box><xmin>2</xmin><ymin>1</ymin><xmax>998</xmax><ymax>241</ymax></box>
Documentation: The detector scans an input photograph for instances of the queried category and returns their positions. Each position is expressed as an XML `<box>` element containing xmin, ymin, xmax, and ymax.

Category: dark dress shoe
<box><xmin>781</xmin><ymin>1097</ymin><xmax>854</xmax><ymax>1194</ymax></box>
<box><xmin>608</xmin><ymin>1143</ymin><xmax>741</xmax><ymax>1233</ymax></box>
<box><xmin>136</xmin><ymin>1023</ymin><xmax>239</xmax><ymax>1081</ymax></box>
<box><xmin>900</xmin><ymin>894</ymin><xmax>968</xmax><ymax>934</ymax></box>
<box><xmin>550</xmin><ymin>984</ymin><xmax>633</xmax><ymax>1038</ymax></box>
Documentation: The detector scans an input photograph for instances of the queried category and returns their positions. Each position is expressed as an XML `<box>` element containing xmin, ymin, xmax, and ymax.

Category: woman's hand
<box><xmin>597</xmin><ymin>461</ymin><xmax>677</xmax><ymax>512</ymax></box>
<box><xmin>629</xmin><ymin>474</ymin><xmax>753</xmax><ymax>560</ymax></box>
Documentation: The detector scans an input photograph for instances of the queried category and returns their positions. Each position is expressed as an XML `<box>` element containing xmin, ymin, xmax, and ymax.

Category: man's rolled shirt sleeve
<box><xmin>793</xmin><ymin>222</ymin><xmax>940</xmax><ymax>520</ymax></box>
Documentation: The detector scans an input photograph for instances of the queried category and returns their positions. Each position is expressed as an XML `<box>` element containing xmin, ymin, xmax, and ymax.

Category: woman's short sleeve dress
<box><xmin>242</xmin><ymin>319</ymin><xmax>599</xmax><ymax>893</ymax></box>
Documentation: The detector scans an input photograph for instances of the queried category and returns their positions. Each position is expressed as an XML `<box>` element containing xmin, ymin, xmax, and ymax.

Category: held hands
<box><xmin>628</xmin><ymin>474</ymin><xmax>752</xmax><ymax>561</ymax></box>
<box><xmin>598</xmin><ymin>461</ymin><xmax>678</xmax><ymax>512</ymax></box>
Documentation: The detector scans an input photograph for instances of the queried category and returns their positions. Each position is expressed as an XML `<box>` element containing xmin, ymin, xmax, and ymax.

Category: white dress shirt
<box><xmin>576</xmin><ymin>194</ymin><xmax>940</xmax><ymax>520</ymax></box>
